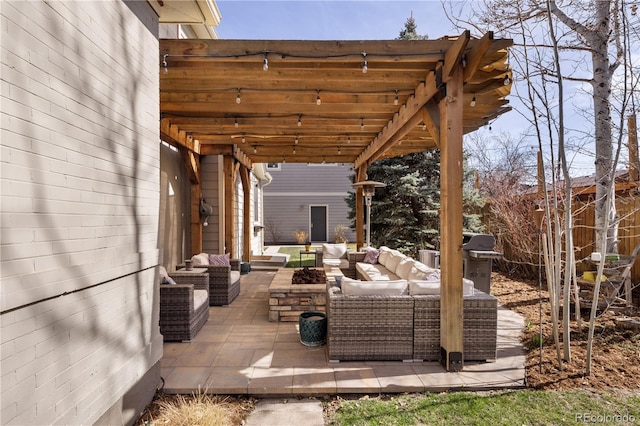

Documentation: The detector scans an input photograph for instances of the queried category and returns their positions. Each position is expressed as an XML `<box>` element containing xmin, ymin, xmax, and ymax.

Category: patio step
<box><xmin>250</xmin><ymin>255</ymin><xmax>288</xmax><ymax>271</ymax></box>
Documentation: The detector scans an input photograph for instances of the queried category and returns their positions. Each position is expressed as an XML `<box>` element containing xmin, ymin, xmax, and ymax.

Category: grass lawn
<box><xmin>326</xmin><ymin>390</ymin><xmax>639</xmax><ymax>425</ymax></box>
<box><xmin>277</xmin><ymin>245</ymin><xmax>321</xmax><ymax>268</ymax></box>
<box><xmin>277</xmin><ymin>244</ymin><xmax>357</xmax><ymax>268</ymax></box>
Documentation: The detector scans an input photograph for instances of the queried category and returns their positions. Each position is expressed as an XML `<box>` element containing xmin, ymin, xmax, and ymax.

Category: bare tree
<box><xmin>446</xmin><ymin>0</ymin><xmax>639</xmax><ymax>375</ymax></box>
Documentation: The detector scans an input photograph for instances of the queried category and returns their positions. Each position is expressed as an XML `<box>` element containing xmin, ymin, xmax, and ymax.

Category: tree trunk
<box><xmin>589</xmin><ymin>2</ymin><xmax>618</xmax><ymax>254</ymax></box>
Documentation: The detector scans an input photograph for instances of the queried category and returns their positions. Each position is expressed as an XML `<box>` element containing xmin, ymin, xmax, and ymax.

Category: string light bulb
<box><xmin>295</xmin><ymin>135</ymin><xmax>299</xmax><ymax>145</ymax></box>
<box><xmin>293</xmin><ymin>146</ymin><xmax>296</xmax><ymax>155</ymax></box>
<box><xmin>347</xmin><ymin>135</ymin><xmax>351</xmax><ymax>144</ymax></box>
<box><xmin>241</xmin><ymin>135</ymin><xmax>246</xmax><ymax>143</ymax></box>
<box><xmin>394</xmin><ymin>90</ymin><xmax>399</xmax><ymax>106</ymax></box>
<box><xmin>236</xmin><ymin>89</ymin><xmax>241</xmax><ymax>104</ymax></box>
<box><xmin>504</xmin><ymin>74</ymin><xmax>511</xmax><ymax>85</ymax></box>
<box><xmin>297</xmin><ymin>114</ymin><xmax>302</xmax><ymax>127</ymax></box>
<box><xmin>262</xmin><ymin>53</ymin><xmax>269</xmax><ymax>71</ymax></box>
<box><xmin>422</xmin><ymin>123</ymin><xmax>427</xmax><ymax>131</ymax></box>
<box><xmin>162</xmin><ymin>54</ymin><xmax>168</xmax><ymax>74</ymax></box>
<box><xmin>316</xmin><ymin>90</ymin><xmax>321</xmax><ymax>105</ymax></box>
<box><xmin>234</xmin><ymin>118</ymin><xmax>239</xmax><ymax>128</ymax></box>
<box><xmin>470</xmin><ymin>95</ymin><xmax>476</xmax><ymax>107</ymax></box>
<box><xmin>253</xmin><ymin>146</ymin><xmax>257</xmax><ymax>154</ymax></box>
<box><xmin>361</xmin><ymin>52</ymin><xmax>368</xmax><ymax>74</ymax></box>
<box><xmin>360</xmin><ymin>118</ymin><xmax>364</xmax><ymax>131</ymax></box>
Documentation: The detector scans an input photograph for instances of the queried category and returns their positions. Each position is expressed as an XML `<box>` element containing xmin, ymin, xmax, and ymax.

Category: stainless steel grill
<box><xmin>462</xmin><ymin>232</ymin><xmax>503</xmax><ymax>293</ymax></box>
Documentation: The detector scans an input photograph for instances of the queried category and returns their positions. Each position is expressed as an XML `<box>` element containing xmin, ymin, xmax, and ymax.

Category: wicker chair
<box><xmin>178</xmin><ymin>259</ymin><xmax>241</xmax><ymax>305</ymax></box>
<box><xmin>159</xmin><ymin>270</ymin><xmax>210</xmax><ymax>341</ymax></box>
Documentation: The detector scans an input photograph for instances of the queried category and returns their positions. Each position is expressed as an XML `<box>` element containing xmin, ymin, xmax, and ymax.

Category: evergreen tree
<box><xmin>396</xmin><ymin>13</ymin><xmax>427</xmax><ymax>40</ymax></box>
<box><xmin>347</xmin><ymin>16</ymin><xmax>484</xmax><ymax>257</ymax></box>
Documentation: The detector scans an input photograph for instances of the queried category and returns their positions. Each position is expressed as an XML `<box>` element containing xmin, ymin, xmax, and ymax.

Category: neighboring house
<box><xmin>0</xmin><ymin>1</ymin><xmax>264</xmax><ymax>425</ymax></box>
<box><xmin>263</xmin><ymin>163</ymin><xmax>356</xmax><ymax>244</ymax></box>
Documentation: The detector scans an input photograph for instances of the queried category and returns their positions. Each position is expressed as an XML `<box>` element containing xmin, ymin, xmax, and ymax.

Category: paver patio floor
<box><xmin>160</xmin><ymin>270</ymin><xmax>527</xmax><ymax>395</ymax></box>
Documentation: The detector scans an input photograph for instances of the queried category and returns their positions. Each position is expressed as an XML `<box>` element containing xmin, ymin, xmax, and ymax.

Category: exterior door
<box><xmin>310</xmin><ymin>205</ymin><xmax>328</xmax><ymax>242</ymax></box>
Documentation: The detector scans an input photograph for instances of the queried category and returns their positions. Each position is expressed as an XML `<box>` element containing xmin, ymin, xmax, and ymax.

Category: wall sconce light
<box><xmin>200</xmin><ymin>198</ymin><xmax>214</xmax><ymax>227</ymax></box>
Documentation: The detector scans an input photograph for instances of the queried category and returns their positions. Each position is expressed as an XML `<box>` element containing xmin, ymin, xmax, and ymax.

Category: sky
<box><xmin>212</xmin><ymin>1</ymin><xmax>625</xmax><ymax>178</ymax></box>
<box><xmin>215</xmin><ymin>1</ymin><xmax>461</xmax><ymax>41</ymax></box>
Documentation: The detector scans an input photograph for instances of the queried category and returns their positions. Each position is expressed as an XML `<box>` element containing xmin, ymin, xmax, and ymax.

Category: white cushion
<box><xmin>193</xmin><ymin>289</ymin><xmax>209</xmax><ymax>310</ymax></box>
<box><xmin>322</xmin><ymin>243</ymin><xmax>347</xmax><ymax>259</ymax></box>
<box><xmin>395</xmin><ymin>258</ymin><xmax>415</xmax><ymax>280</ymax></box>
<box><xmin>385</xmin><ymin>250</ymin><xmax>405</xmax><ymax>272</ymax></box>
<box><xmin>408</xmin><ymin>263</ymin><xmax>438</xmax><ymax>281</ymax></box>
<box><xmin>191</xmin><ymin>253</ymin><xmax>210</xmax><ymax>266</ymax></box>
<box><xmin>356</xmin><ymin>262</ymin><xmax>400</xmax><ymax>281</ymax></box>
<box><xmin>377</xmin><ymin>246</ymin><xmax>393</xmax><ymax>265</ymax></box>
<box><xmin>409</xmin><ymin>280</ymin><xmax>440</xmax><ymax>295</ymax></box>
<box><xmin>323</xmin><ymin>258</ymin><xmax>349</xmax><ymax>268</ymax></box>
<box><xmin>409</xmin><ymin>278</ymin><xmax>475</xmax><ymax>296</ymax></box>
<box><xmin>342</xmin><ymin>278</ymin><xmax>408</xmax><ymax>296</ymax></box>
<box><xmin>230</xmin><ymin>271</ymin><xmax>241</xmax><ymax>284</ymax></box>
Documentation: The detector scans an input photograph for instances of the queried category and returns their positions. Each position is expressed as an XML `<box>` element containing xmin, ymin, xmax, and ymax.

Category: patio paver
<box><xmin>160</xmin><ymin>270</ymin><xmax>527</xmax><ymax>395</ymax></box>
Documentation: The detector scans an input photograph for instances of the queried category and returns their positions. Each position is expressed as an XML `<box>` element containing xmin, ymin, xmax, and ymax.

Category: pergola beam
<box><xmin>354</xmin><ymin>71</ymin><xmax>439</xmax><ymax>170</ymax></box>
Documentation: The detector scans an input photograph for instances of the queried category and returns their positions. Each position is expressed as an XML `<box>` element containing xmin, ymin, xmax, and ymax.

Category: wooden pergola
<box><xmin>159</xmin><ymin>32</ymin><xmax>513</xmax><ymax>371</ymax></box>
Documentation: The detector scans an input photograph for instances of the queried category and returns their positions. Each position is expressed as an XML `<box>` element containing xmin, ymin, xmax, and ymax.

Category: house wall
<box><xmin>201</xmin><ymin>155</ymin><xmax>224</xmax><ymax>254</ymax></box>
<box><xmin>0</xmin><ymin>1</ymin><xmax>162</xmax><ymax>425</ymax></box>
<box><xmin>263</xmin><ymin>163</ymin><xmax>355</xmax><ymax>244</ymax></box>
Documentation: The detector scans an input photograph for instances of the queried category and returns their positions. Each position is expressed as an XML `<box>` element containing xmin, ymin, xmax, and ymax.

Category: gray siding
<box><xmin>263</xmin><ymin>163</ymin><xmax>355</xmax><ymax>243</ymax></box>
<box><xmin>201</xmin><ymin>155</ymin><xmax>223</xmax><ymax>254</ymax></box>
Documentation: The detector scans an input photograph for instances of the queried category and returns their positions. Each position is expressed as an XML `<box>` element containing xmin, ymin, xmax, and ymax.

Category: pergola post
<box><xmin>439</xmin><ymin>62</ymin><xmax>465</xmax><ymax>371</ymax></box>
<box><xmin>223</xmin><ymin>155</ymin><xmax>238</xmax><ymax>258</ymax></box>
<box><xmin>240</xmin><ymin>166</ymin><xmax>252</xmax><ymax>261</ymax></box>
<box><xmin>355</xmin><ymin>166</ymin><xmax>367</xmax><ymax>251</ymax></box>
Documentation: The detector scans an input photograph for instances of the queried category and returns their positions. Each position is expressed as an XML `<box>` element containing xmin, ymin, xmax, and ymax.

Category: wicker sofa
<box><xmin>325</xmin><ymin>246</ymin><xmax>497</xmax><ymax>362</ymax></box>
<box><xmin>326</xmin><ymin>285</ymin><xmax>498</xmax><ymax>362</ymax></box>
<box><xmin>181</xmin><ymin>253</ymin><xmax>241</xmax><ymax>306</ymax></box>
<box><xmin>159</xmin><ymin>268</ymin><xmax>210</xmax><ymax>341</ymax></box>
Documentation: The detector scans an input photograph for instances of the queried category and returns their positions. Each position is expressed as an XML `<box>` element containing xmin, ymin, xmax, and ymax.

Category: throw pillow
<box><xmin>425</xmin><ymin>270</ymin><xmax>441</xmax><ymax>281</ymax></box>
<box><xmin>323</xmin><ymin>243</ymin><xmax>347</xmax><ymax>259</ymax></box>
<box><xmin>162</xmin><ymin>275</ymin><xmax>177</xmax><ymax>285</ymax></box>
<box><xmin>158</xmin><ymin>265</ymin><xmax>169</xmax><ymax>281</ymax></box>
<box><xmin>395</xmin><ymin>258</ymin><xmax>415</xmax><ymax>279</ymax></box>
<box><xmin>158</xmin><ymin>266</ymin><xmax>176</xmax><ymax>284</ymax></box>
<box><xmin>385</xmin><ymin>250</ymin><xmax>404</xmax><ymax>272</ymax></box>
<box><xmin>191</xmin><ymin>253</ymin><xmax>210</xmax><ymax>266</ymax></box>
<box><xmin>363</xmin><ymin>248</ymin><xmax>380</xmax><ymax>264</ymax></box>
<box><xmin>377</xmin><ymin>246</ymin><xmax>392</xmax><ymax>265</ymax></box>
<box><xmin>209</xmin><ymin>253</ymin><xmax>231</xmax><ymax>266</ymax></box>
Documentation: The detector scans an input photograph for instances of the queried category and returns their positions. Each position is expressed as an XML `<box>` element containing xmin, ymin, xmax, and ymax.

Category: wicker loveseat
<box><xmin>181</xmin><ymin>253</ymin><xmax>241</xmax><ymax>306</ymax></box>
<box><xmin>159</xmin><ymin>268</ymin><xmax>210</xmax><ymax>341</ymax></box>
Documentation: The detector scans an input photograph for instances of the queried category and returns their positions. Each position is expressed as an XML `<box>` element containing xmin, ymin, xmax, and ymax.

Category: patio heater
<box><xmin>352</xmin><ymin>180</ymin><xmax>386</xmax><ymax>248</ymax></box>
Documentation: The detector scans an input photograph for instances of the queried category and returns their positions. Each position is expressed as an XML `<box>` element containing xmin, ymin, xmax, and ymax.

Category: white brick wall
<box><xmin>1</xmin><ymin>1</ymin><xmax>162</xmax><ymax>424</ymax></box>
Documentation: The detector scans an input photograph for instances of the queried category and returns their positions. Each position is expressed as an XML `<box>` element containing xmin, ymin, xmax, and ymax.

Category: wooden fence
<box><xmin>573</xmin><ymin>192</ymin><xmax>640</xmax><ymax>283</ymax></box>
<box><xmin>483</xmin><ymin>186</ymin><xmax>640</xmax><ymax>286</ymax></box>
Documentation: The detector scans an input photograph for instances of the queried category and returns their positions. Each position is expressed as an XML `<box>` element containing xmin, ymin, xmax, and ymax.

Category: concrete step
<box><xmin>249</xmin><ymin>265</ymin><xmax>283</xmax><ymax>271</ymax></box>
<box><xmin>250</xmin><ymin>255</ymin><xmax>288</xmax><ymax>271</ymax></box>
